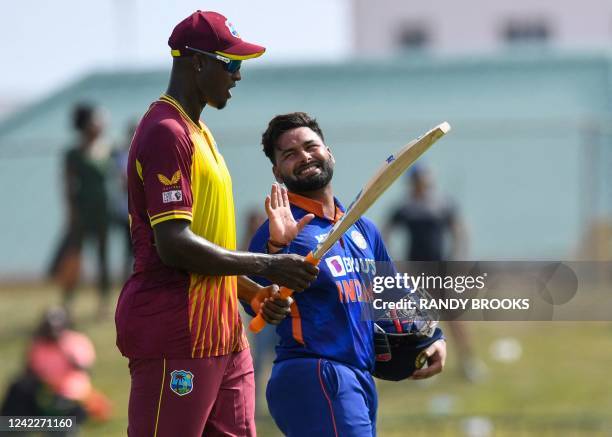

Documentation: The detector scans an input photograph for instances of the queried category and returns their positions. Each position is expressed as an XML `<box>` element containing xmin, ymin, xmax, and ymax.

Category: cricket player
<box><xmin>115</xmin><ymin>13</ymin><xmax>318</xmax><ymax>437</ymax></box>
<box><xmin>244</xmin><ymin>113</ymin><xmax>447</xmax><ymax>436</ymax></box>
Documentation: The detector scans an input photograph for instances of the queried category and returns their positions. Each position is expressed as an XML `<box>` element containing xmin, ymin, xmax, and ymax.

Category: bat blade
<box><xmin>312</xmin><ymin>121</ymin><xmax>451</xmax><ymax>259</ymax></box>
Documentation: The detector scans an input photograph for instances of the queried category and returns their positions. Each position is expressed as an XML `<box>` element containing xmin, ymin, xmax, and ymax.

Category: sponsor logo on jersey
<box><xmin>158</xmin><ymin>170</ymin><xmax>181</xmax><ymax>186</ymax></box>
<box><xmin>325</xmin><ymin>255</ymin><xmax>376</xmax><ymax>278</ymax></box>
<box><xmin>325</xmin><ymin>255</ymin><xmax>346</xmax><ymax>277</ymax></box>
<box><xmin>163</xmin><ymin>190</ymin><xmax>183</xmax><ymax>203</ymax></box>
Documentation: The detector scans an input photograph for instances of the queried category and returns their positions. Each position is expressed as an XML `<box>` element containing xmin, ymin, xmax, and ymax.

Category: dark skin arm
<box><xmin>153</xmin><ymin>219</ymin><xmax>318</xmax><ymax>292</ymax></box>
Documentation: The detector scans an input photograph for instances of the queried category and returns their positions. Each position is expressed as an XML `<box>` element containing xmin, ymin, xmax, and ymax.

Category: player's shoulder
<box><xmin>141</xmin><ymin>103</ymin><xmax>189</xmax><ymax>137</ymax></box>
<box><xmin>132</xmin><ymin>104</ymin><xmax>192</xmax><ymax>156</ymax></box>
<box><xmin>356</xmin><ymin>216</ymin><xmax>383</xmax><ymax>237</ymax></box>
<box><xmin>354</xmin><ymin>216</ymin><xmax>388</xmax><ymax>254</ymax></box>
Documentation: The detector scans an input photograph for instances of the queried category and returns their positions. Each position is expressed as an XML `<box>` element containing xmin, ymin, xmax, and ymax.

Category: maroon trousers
<box><xmin>127</xmin><ymin>348</ymin><xmax>255</xmax><ymax>437</ymax></box>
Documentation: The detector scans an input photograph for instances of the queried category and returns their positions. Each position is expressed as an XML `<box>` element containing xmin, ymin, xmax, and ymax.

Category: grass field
<box><xmin>1</xmin><ymin>284</ymin><xmax>611</xmax><ymax>436</ymax></box>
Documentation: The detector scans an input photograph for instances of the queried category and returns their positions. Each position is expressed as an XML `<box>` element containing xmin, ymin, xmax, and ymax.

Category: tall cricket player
<box><xmin>115</xmin><ymin>12</ymin><xmax>318</xmax><ymax>437</ymax></box>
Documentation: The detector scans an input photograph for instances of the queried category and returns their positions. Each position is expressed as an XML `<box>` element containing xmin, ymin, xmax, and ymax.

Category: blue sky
<box><xmin>0</xmin><ymin>0</ymin><xmax>351</xmax><ymax>100</ymax></box>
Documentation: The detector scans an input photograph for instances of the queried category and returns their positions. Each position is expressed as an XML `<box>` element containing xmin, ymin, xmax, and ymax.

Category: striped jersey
<box><xmin>115</xmin><ymin>94</ymin><xmax>247</xmax><ymax>359</ymax></box>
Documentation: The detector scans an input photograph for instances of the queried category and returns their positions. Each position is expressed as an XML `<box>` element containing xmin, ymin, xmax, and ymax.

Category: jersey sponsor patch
<box><xmin>170</xmin><ymin>370</ymin><xmax>194</xmax><ymax>396</ymax></box>
<box><xmin>350</xmin><ymin>230</ymin><xmax>368</xmax><ymax>250</ymax></box>
<box><xmin>162</xmin><ymin>190</ymin><xmax>183</xmax><ymax>203</ymax></box>
<box><xmin>158</xmin><ymin>170</ymin><xmax>181</xmax><ymax>186</ymax></box>
<box><xmin>325</xmin><ymin>255</ymin><xmax>346</xmax><ymax>277</ymax></box>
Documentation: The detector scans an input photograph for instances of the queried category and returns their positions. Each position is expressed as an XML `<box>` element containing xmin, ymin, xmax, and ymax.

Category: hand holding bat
<box><xmin>250</xmin><ymin>284</ymin><xmax>294</xmax><ymax>325</ymax></box>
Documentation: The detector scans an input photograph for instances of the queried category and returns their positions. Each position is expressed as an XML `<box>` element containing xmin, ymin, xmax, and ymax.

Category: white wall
<box><xmin>352</xmin><ymin>0</ymin><xmax>612</xmax><ymax>54</ymax></box>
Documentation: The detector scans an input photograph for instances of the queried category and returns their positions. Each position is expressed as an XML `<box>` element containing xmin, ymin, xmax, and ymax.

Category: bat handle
<box><xmin>249</xmin><ymin>252</ymin><xmax>320</xmax><ymax>334</ymax></box>
<box><xmin>248</xmin><ymin>310</ymin><xmax>268</xmax><ymax>334</ymax></box>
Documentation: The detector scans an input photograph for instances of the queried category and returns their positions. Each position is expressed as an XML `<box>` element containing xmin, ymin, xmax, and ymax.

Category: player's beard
<box><xmin>283</xmin><ymin>158</ymin><xmax>334</xmax><ymax>193</ymax></box>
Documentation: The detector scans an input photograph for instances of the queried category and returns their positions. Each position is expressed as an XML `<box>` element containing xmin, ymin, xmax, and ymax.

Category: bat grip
<box><xmin>249</xmin><ymin>252</ymin><xmax>320</xmax><ymax>334</ymax></box>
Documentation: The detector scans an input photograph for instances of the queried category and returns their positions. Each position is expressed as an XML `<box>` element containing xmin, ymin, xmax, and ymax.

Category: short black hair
<box><xmin>72</xmin><ymin>102</ymin><xmax>97</xmax><ymax>132</ymax></box>
<box><xmin>261</xmin><ymin>112</ymin><xmax>325</xmax><ymax>164</ymax></box>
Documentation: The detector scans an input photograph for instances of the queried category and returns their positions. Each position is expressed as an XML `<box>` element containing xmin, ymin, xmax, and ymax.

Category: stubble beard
<box><xmin>282</xmin><ymin>159</ymin><xmax>334</xmax><ymax>193</ymax></box>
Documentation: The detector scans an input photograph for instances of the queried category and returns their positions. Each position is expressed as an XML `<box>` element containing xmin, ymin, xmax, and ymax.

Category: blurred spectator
<box><xmin>1</xmin><ymin>307</ymin><xmax>112</xmax><ymax>434</ymax></box>
<box><xmin>384</xmin><ymin>165</ymin><xmax>487</xmax><ymax>383</ymax></box>
<box><xmin>110</xmin><ymin>120</ymin><xmax>137</xmax><ymax>283</ymax></box>
<box><xmin>48</xmin><ymin>103</ymin><xmax>112</xmax><ymax>318</ymax></box>
<box><xmin>385</xmin><ymin>165</ymin><xmax>465</xmax><ymax>261</ymax></box>
<box><xmin>241</xmin><ymin>208</ymin><xmax>277</xmax><ymax>416</ymax></box>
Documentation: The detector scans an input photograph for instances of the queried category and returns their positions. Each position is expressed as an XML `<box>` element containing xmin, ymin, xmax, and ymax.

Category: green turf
<box><xmin>1</xmin><ymin>285</ymin><xmax>611</xmax><ymax>436</ymax></box>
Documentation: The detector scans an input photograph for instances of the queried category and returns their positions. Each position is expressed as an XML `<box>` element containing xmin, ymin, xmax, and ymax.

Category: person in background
<box><xmin>48</xmin><ymin>103</ymin><xmax>112</xmax><ymax>319</ymax></box>
<box><xmin>1</xmin><ymin>307</ymin><xmax>112</xmax><ymax>434</ymax></box>
<box><xmin>384</xmin><ymin>164</ymin><xmax>487</xmax><ymax>383</ymax></box>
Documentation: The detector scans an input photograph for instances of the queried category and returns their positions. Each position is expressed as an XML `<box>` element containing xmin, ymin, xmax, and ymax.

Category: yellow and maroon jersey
<box><xmin>116</xmin><ymin>94</ymin><xmax>248</xmax><ymax>359</ymax></box>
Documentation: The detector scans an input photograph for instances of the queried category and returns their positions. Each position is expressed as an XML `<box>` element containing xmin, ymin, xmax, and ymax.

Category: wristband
<box><xmin>268</xmin><ymin>238</ymin><xmax>288</xmax><ymax>249</ymax></box>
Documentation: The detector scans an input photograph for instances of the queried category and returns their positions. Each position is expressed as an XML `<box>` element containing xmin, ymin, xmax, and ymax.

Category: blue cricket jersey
<box><xmin>246</xmin><ymin>192</ymin><xmax>394</xmax><ymax>372</ymax></box>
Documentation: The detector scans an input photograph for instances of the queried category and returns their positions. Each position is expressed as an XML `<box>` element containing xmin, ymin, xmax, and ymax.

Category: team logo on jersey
<box><xmin>158</xmin><ymin>170</ymin><xmax>181</xmax><ymax>186</ymax></box>
<box><xmin>163</xmin><ymin>190</ymin><xmax>183</xmax><ymax>203</ymax></box>
<box><xmin>225</xmin><ymin>20</ymin><xmax>240</xmax><ymax>38</ymax></box>
<box><xmin>350</xmin><ymin>230</ymin><xmax>368</xmax><ymax>250</ymax></box>
<box><xmin>325</xmin><ymin>255</ymin><xmax>346</xmax><ymax>277</ymax></box>
<box><xmin>170</xmin><ymin>370</ymin><xmax>194</xmax><ymax>396</ymax></box>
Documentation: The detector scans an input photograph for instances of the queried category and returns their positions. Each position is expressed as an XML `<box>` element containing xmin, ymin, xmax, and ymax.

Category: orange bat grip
<box><xmin>249</xmin><ymin>252</ymin><xmax>319</xmax><ymax>334</ymax></box>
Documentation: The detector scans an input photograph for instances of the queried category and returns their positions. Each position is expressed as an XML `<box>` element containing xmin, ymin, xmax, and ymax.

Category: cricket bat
<box><xmin>249</xmin><ymin>122</ymin><xmax>451</xmax><ymax>333</ymax></box>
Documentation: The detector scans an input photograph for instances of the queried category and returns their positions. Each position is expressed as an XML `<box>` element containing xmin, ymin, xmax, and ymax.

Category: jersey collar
<box><xmin>158</xmin><ymin>94</ymin><xmax>205</xmax><ymax>133</ymax></box>
<box><xmin>287</xmin><ymin>192</ymin><xmax>345</xmax><ymax>224</ymax></box>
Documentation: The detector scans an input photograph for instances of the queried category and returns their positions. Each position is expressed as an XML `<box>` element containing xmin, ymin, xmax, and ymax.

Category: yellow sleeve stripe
<box><xmin>136</xmin><ymin>159</ymin><xmax>143</xmax><ymax>181</ymax></box>
<box><xmin>150</xmin><ymin>209</ymin><xmax>192</xmax><ymax>221</ymax></box>
<box><xmin>150</xmin><ymin>211</ymin><xmax>193</xmax><ymax>226</ymax></box>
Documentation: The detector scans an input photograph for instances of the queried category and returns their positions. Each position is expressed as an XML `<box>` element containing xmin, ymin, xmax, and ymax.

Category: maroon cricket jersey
<box><xmin>115</xmin><ymin>95</ymin><xmax>247</xmax><ymax>359</ymax></box>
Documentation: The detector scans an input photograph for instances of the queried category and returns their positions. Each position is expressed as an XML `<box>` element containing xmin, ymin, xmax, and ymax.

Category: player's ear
<box><xmin>191</xmin><ymin>53</ymin><xmax>207</xmax><ymax>73</ymax></box>
<box><xmin>191</xmin><ymin>55</ymin><xmax>200</xmax><ymax>72</ymax></box>
<box><xmin>326</xmin><ymin>146</ymin><xmax>335</xmax><ymax>164</ymax></box>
